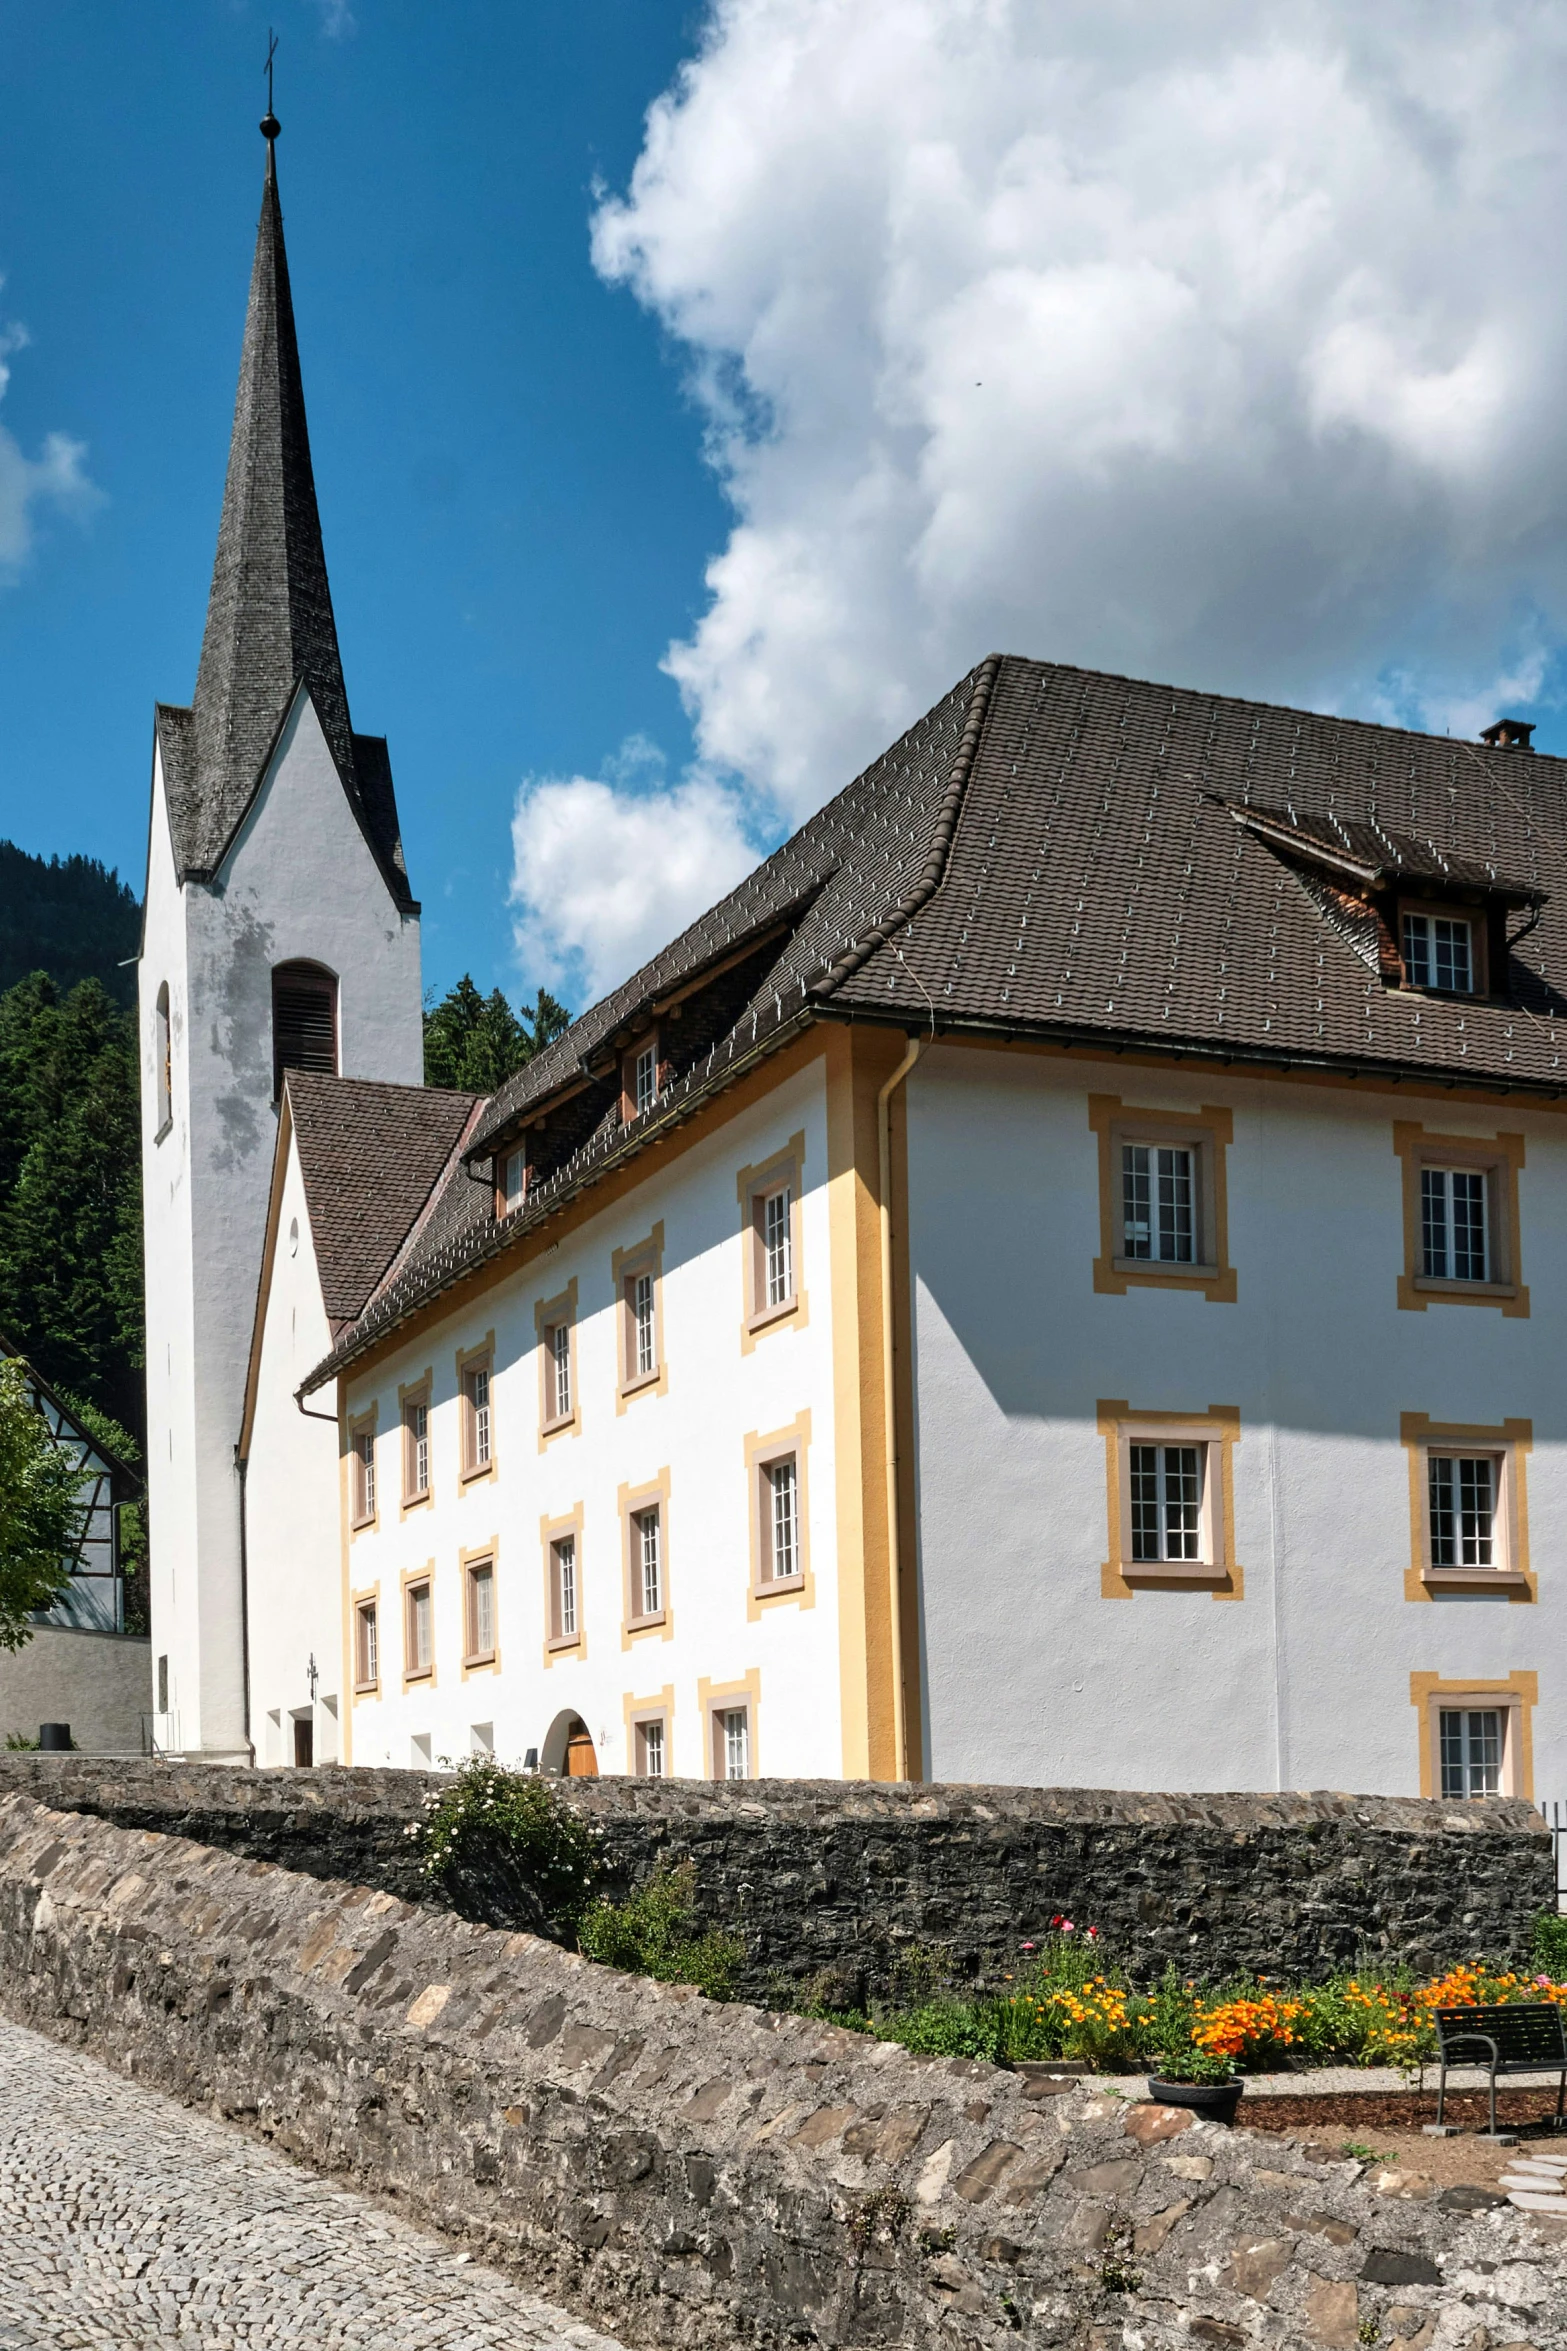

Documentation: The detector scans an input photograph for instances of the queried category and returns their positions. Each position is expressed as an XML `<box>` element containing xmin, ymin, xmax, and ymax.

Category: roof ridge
<box><xmin>809</xmin><ymin>652</ymin><xmax>1001</xmax><ymax>999</ymax></box>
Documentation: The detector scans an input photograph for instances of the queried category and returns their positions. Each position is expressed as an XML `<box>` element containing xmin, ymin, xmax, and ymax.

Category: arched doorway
<box><xmin>541</xmin><ymin>1708</ymin><xmax>598</xmax><ymax>1777</ymax></box>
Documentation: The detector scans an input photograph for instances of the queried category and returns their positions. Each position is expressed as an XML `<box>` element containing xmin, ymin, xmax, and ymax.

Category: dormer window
<box><xmin>621</xmin><ymin>1032</ymin><xmax>661</xmax><ymax>1124</ymax></box>
<box><xmin>1401</xmin><ymin>909</ymin><xmax>1475</xmax><ymax>996</ymax></box>
<box><xmin>499</xmin><ymin>1145</ymin><xmax>526</xmax><ymax>1215</ymax></box>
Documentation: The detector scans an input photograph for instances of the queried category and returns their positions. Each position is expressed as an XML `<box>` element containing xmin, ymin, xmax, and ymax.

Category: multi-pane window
<box><xmin>1421</xmin><ymin>1167</ymin><xmax>1488</xmax><ymax>1281</ymax></box>
<box><xmin>354</xmin><ymin>1601</ymin><xmax>378</xmax><ymax>1689</ymax></box>
<box><xmin>763</xmin><ymin>1186</ymin><xmax>793</xmax><ymax>1308</ymax></box>
<box><xmin>1440</xmin><ymin>1707</ymin><xmax>1502</xmax><ymax>1798</ymax></box>
<box><xmin>352</xmin><ymin>1427</ymin><xmax>376</xmax><ymax>1524</ymax></box>
<box><xmin>1129</xmin><ymin>1443</ymin><xmax>1203</xmax><ymax>1562</ymax></box>
<box><xmin>404</xmin><ymin>1398</ymin><xmax>429</xmax><ymax>1499</ymax></box>
<box><xmin>636</xmin><ymin>1717</ymin><xmax>666</xmax><ymax>1778</ymax></box>
<box><xmin>549</xmin><ymin>1320</ymin><xmax>572</xmax><ymax>1420</ymax></box>
<box><xmin>1121</xmin><ymin>1145</ymin><xmax>1195</xmax><ymax>1263</ymax></box>
<box><xmin>1429</xmin><ymin>1455</ymin><xmax>1495</xmax><ymax>1568</ymax></box>
<box><xmin>717</xmin><ymin>1706</ymin><xmax>750</xmax><ymax>1781</ymax></box>
<box><xmin>551</xmin><ymin>1534</ymin><xmax>578</xmax><ymax>1642</ymax></box>
<box><xmin>634</xmin><ymin>1043</ymin><xmax>658</xmax><ymax>1118</ymax></box>
<box><xmin>632</xmin><ymin>1271</ymin><xmax>656</xmax><ymax>1379</ymax></box>
<box><xmin>462</xmin><ymin>1362</ymin><xmax>492</xmax><ymax>1473</ymax></box>
<box><xmin>634</xmin><ymin>1506</ymin><xmax>662</xmax><ymax>1618</ymax></box>
<box><xmin>1403</xmin><ymin>911</ymin><xmax>1474</xmax><ymax>995</ymax></box>
<box><xmin>501</xmin><ymin>1148</ymin><xmax>526</xmax><ymax>1214</ymax></box>
<box><xmin>764</xmin><ymin>1456</ymin><xmax>799</xmax><ymax>1582</ymax></box>
<box><xmin>466</xmin><ymin>1561</ymin><xmax>495</xmax><ymax>1659</ymax></box>
<box><xmin>406</xmin><ymin>1580</ymin><xmax>433</xmax><ymax>1677</ymax></box>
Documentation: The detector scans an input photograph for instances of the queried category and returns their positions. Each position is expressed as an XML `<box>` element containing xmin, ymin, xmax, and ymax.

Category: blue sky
<box><xmin>6</xmin><ymin>3</ymin><xmax>1567</xmax><ymax>1020</ymax></box>
<box><xmin>0</xmin><ymin>0</ymin><xmax>723</xmax><ymax>1003</ymax></box>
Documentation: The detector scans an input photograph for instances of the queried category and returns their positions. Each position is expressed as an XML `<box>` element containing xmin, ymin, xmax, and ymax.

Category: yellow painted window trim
<box><xmin>1392</xmin><ymin>1121</ymin><xmax>1528</xmax><ymax>1317</ymax></box>
<box><xmin>1096</xmin><ymin>1400</ymin><xmax>1244</xmax><ymax>1601</ymax></box>
<box><xmin>697</xmin><ymin>1667</ymin><xmax>762</xmax><ymax>1781</ymax></box>
<box><xmin>1088</xmin><ymin>1095</ymin><xmax>1237</xmax><ymax>1303</ymax></box>
<box><xmin>1399</xmin><ymin>1413</ymin><xmax>1535</xmax><ymax>1603</ymax></box>
<box><xmin>1409</xmin><ymin>1670</ymin><xmax>1538</xmax><ymax>1800</ymax></box>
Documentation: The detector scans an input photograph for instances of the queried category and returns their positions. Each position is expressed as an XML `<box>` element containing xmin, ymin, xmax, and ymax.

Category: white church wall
<box><xmin>245</xmin><ymin>1128</ymin><xmax>344</xmax><ymax>1768</ymax></box>
<box><xmin>143</xmin><ymin>692</ymin><xmax>421</xmax><ymax>1759</ymax></box>
<box><xmin>340</xmin><ymin>1052</ymin><xmax>841</xmax><ymax>1782</ymax></box>
<box><xmin>905</xmin><ymin>1041</ymin><xmax>1567</xmax><ymax>1804</ymax></box>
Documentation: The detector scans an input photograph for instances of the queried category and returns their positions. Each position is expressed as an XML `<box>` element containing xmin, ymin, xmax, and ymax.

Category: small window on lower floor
<box><xmin>1440</xmin><ymin>1706</ymin><xmax>1503</xmax><ymax>1798</ymax></box>
<box><xmin>465</xmin><ymin>1559</ymin><xmax>496</xmax><ymax>1662</ymax></box>
<box><xmin>405</xmin><ymin>1579</ymin><xmax>433</xmax><ymax>1679</ymax></box>
<box><xmin>760</xmin><ymin>1455</ymin><xmax>801</xmax><ymax>1584</ymax></box>
<box><xmin>1428</xmin><ymin>1454</ymin><xmax>1497</xmax><ymax>1569</ymax></box>
<box><xmin>634</xmin><ymin>1716</ymin><xmax>666</xmax><ymax>1778</ymax></box>
<box><xmin>1129</xmin><ymin>1442</ymin><xmax>1204</xmax><ymax>1562</ymax></box>
<box><xmin>549</xmin><ymin>1533</ymin><xmax>579</xmax><ymax>1645</ymax></box>
<box><xmin>354</xmin><ymin>1600</ymin><xmax>378</xmax><ymax>1690</ymax></box>
<box><xmin>714</xmin><ymin>1704</ymin><xmax>750</xmax><ymax>1782</ymax></box>
<box><xmin>633</xmin><ymin>1506</ymin><xmax>662</xmax><ymax>1620</ymax></box>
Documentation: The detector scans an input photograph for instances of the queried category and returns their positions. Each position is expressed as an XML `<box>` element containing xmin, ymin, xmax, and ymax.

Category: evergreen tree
<box><xmin>423</xmin><ymin>976</ymin><xmax>570</xmax><ymax>1093</ymax></box>
<box><xmin>0</xmin><ymin>842</ymin><xmax>140</xmax><ymax>1005</ymax></box>
<box><xmin>0</xmin><ymin>975</ymin><xmax>143</xmax><ymax>1444</ymax></box>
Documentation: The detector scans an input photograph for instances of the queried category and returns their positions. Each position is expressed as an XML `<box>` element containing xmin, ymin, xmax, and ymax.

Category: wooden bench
<box><xmin>1435</xmin><ymin>2003</ymin><xmax>1567</xmax><ymax>2136</ymax></box>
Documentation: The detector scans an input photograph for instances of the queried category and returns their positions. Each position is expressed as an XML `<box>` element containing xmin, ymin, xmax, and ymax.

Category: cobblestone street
<box><xmin>0</xmin><ymin>2020</ymin><xmax>626</xmax><ymax>2350</ymax></box>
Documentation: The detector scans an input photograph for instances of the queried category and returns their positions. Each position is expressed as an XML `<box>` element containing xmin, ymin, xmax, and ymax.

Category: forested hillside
<box><xmin>0</xmin><ymin>843</ymin><xmax>140</xmax><ymax>1005</ymax></box>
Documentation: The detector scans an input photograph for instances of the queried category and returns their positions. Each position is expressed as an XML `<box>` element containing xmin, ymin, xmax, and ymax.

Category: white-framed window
<box><xmin>635</xmin><ymin>1716</ymin><xmax>666</xmax><ymax>1778</ymax></box>
<box><xmin>763</xmin><ymin>1456</ymin><xmax>798</xmax><ymax>1583</ymax></box>
<box><xmin>404</xmin><ymin>1396</ymin><xmax>430</xmax><ymax>1500</ymax></box>
<box><xmin>634</xmin><ymin>1042</ymin><xmax>658</xmax><ymax>1118</ymax></box>
<box><xmin>462</xmin><ymin>1361</ymin><xmax>492</xmax><ymax>1474</ymax></box>
<box><xmin>716</xmin><ymin>1705</ymin><xmax>750</xmax><ymax>1782</ymax></box>
<box><xmin>762</xmin><ymin>1185</ymin><xmax>793</xmax><ymax>1308</ymax></box>
<box><xmin>1421</xmin><ymin>1166</ymin><xmax>1488</xmax><ymax>1282</ymax></box>
<box><xmin>634</xmin><ymin>1506</ymin><xmax>662</xmax><ymax>1618</ymax></box>
<box><xmin>550</xmin><ymin>1533</ymin><xmax>578</xmax><ymax>1643</ymax></box>
<box><xmin>354</xmin><ymin>1600</ymin><xmax>378</xmax><ymax>1690</ymax></box>
<box><xmin>1403</xmin><ymin>910</ymin><xmax>1475</xmax><ymax>995</ymax></box>
<box><xmin>1122</xmin><ymin>1143</ymin><xmax>1195</xmax><ymax>1264</ymax></box>
<box><xmin>1129</xmin><ymin>1442</ymin><xmax>1203</xmax><ymax>1563</ymax></box>
<box><xmin>501</xmin><ymin>1147</ymin><xmax>526</xmax><ymax>1214</ymax></box>
<box><xmin>154</xmin><ymin>982</ymin><xmax>172</xmax><ymax>1136</ymax></box>
<box><xmin>1428</xmin><ymin>1453</ymin><xmax>1496</xmax><ymax>1569</ymax></box>
<box><xmin>405</xmin><ymin>1579</ymin><xmax>433</xmax><ymax>1678</ymax></box>
<box><xmin>632</xmin><ymin>1271</ymin><xmax>656</xmax><ymax>1380</ymax></box>
<box><xmin>549</xmin><ymin>1320</ymin><xmax>571</xmax><ymax>1420</ymax></box>
<box><xmin>1440</xmin><ymin>1707</ymin><xmax>1502</xmax><ymax>1798</ymax></box>
<box><xmin>466</xmin><ymin>1560</ymin><xmax>495</xmax><ymax>1660</ymax></box>
<box><xmin>351</xmin><ymin>1425</ymin><xmax>376</xmax><ymax>1525</ymax></box>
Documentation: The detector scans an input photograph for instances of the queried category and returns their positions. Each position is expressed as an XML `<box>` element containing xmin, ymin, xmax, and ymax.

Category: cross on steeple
<box><xmin>261</xmin><ymin>29</ymin><xmax>280</xmax><ymax>143</ymax></box>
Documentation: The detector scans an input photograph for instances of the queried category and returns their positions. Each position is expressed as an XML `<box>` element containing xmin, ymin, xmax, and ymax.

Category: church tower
<box><xmin>140</xmin><ymin>112</ymin><xmax>423</xmax><ymax>1758</ymax></box>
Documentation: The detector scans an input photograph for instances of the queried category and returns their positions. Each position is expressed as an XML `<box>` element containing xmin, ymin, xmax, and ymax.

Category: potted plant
<box><xmin>1145</xmin><ymin>2043</ymin><xmax>1244</xmax><ymax>2125</ymax></box>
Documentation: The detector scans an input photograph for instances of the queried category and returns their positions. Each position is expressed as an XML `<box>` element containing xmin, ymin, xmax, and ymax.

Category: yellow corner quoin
<box><xmin>1399</xmin><ymin>1413</ymin><xmax>1535</xmax><ymax>1604</ymax></box>
<box><xmin>1087</xmin><ymin>1094</ymin><xmax>1237</xmax><ymax>1303</ymax></box>
<box><xmin>1410</xmin><ymin>1670</ymin><xmax>1538</xmax><ymax>1800</ymax></box>
<box><xmin>825</xmin><ymin>1022</ymin><xmax>906</xmax><ymax>1783</ymax></box>
<box><xmin>1097</xmin><ymin>1400</ymin><xmax>1243</xmax><ymax>1602</ymax></box>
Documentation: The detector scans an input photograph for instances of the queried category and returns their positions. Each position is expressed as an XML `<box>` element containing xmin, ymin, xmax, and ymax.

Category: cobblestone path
<box><xmin>0</xmin><ymin>2019</ymin><xmax>627</xmax><ymax>2350</ymax></box>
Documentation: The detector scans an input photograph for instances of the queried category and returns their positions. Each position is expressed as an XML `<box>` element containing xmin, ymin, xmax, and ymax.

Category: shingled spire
<box><xmin>156</xmin><ymin>121</ymin><xmax>413</xmax><ymax>908</ymax></box>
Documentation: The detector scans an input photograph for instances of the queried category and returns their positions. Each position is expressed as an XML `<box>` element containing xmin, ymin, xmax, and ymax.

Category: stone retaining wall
<box><xmin>0</xmin><ymin>1756</ymin><xmax>1550</xmax><ymax>2000</ymax></box>
<box><xmin>2</xmin><ymin>1788</ymin><xmax>1565</xmax><ymax>2351</ymax></box>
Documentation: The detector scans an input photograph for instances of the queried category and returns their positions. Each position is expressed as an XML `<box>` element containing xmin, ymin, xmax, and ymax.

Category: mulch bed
<box><xmin>1241</xmin><ymin>2087</ymin><xmax>1567</xmax><ymax>2134</ymax></box>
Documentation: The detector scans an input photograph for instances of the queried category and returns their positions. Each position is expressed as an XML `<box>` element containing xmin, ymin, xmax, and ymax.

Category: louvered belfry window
<box><xmin>272</xmin><ymin>962</ymin><xmax>338</xmax><ymax>1096</ymax></box>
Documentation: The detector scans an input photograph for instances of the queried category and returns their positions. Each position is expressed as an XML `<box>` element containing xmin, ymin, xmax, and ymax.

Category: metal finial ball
<box><xmin>260</xmin><ymin>110</ymin><xmax>281</xmax><ymax>141</ymax></box>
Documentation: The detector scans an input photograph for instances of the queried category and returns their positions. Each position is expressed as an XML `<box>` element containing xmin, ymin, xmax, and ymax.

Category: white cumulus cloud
<box><xmin>0</xmin><ymin>309</ymin><xmax>99</xmax><ymax>579</ymax></box>
<box><xmin>510</xmin><ymin>736</ymin><xmax>757</xmax><ymax>1002</ymax></box>
<box><xmin>589</xmin><ymin>0</ymin><xmax>1567</xmax><ymax>826</ymax></box>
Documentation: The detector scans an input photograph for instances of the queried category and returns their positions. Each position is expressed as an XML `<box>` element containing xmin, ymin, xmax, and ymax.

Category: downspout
<box><xmin>235</xmin><ymin>1448</ymin><xmax>256</xmax><ymax>1765</ymax></box>
<box><xmin>877</xmin><ymin>1032</ymin><xmax>925</xmax><ymax>1782</ymax></box>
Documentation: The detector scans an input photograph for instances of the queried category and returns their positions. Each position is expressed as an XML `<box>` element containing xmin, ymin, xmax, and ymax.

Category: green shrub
<box><xmin>1532</xmin><ymin>1912</ymin><xmax>1567</xmax><ymax>1977</ymax></box>
<box><xmin>412</xmin><ymin>1758</ymin><xmax>601</xmax><ymax>1935</ymax></box>
<box><xmin>577</xmin><ymin>1860</ymin><xmax>746</xmax><ymax>2001</ymax></box>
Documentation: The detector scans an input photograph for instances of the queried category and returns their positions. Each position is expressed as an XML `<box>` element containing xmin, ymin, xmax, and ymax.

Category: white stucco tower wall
<box><xmin>140</xmin><ymin>126</ymin><xmax>421</xmax><ymax>1758</ymax></box>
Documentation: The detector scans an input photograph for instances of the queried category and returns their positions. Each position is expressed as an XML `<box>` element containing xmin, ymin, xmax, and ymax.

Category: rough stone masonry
<box><xmin>2</xmin><ymin>1787</ymin><xmax>1566</xmax><ymax>2351</ymax></box>
<box><xmin>0</xmin><ymin>1756</ymin><xmax>1550</xmax><ymax>2001</ymax></box>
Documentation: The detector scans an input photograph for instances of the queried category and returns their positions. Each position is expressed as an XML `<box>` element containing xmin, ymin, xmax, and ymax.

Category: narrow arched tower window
<box><xmin>272</xmin><ymin>961</ymin><xmax>338</xmax><ymax>1097</ymax></box>
<box><xmin>154</xmin><ymin>983</ymin><xmax>172</xmax><ymax>1135</ymax></box>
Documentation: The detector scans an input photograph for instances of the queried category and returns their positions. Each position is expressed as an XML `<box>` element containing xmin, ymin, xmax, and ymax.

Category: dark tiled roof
<box><xmin>285</xmin><ymin>1074</ymin><xmax>478</xmax><ymax>1329</ymax></box>
<box><xmin>156</xmin><ymin>146</ymin><xmax>414</xmax><ymax>913</ymax></box>
<box><xmin>303</xmin><ymin>653</ymin><xmax>1567</xmax><ymax>1392</ymax></box>
<box><xmin>828</xmin><ymin>657</ymin><xmax>1567</xmax><ymax>1084</ymax></box>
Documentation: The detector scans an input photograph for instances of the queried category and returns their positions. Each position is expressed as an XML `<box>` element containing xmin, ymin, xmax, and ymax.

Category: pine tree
<box><xmin>423</xmin><ymin>976</ymin><xmax>570</xmax><ymax>1093</ymax></box>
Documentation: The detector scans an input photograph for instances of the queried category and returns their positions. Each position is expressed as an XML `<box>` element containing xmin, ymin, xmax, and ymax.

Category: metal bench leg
<box><xmin>1558</xmin><ymin>2068</ymin><xmax>1565</xmax><ymax>2127</ymax></box>
<box><xmin>1489</xmin><ymin>2063</ymin><xmax>1498</xmax><ymax>2139</ymax></box>
<box><xmin>1436</xmin><ymin>2063</ymin><xmax>1446</xmax><ymax>2127</ymax></box>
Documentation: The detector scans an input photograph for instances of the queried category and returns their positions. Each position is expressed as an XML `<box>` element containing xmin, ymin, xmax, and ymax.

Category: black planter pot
<box><xmin>1146</xmin><ymin>2075</ymin><xmax>1244</xmax><ymax>2126</ymax></box>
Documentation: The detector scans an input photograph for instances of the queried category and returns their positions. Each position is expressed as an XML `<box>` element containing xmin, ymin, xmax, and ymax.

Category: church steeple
<box><xmin>157</xmin><ymin>114</ymin><xmax>413</xmax><ymax>908</ymax></box>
